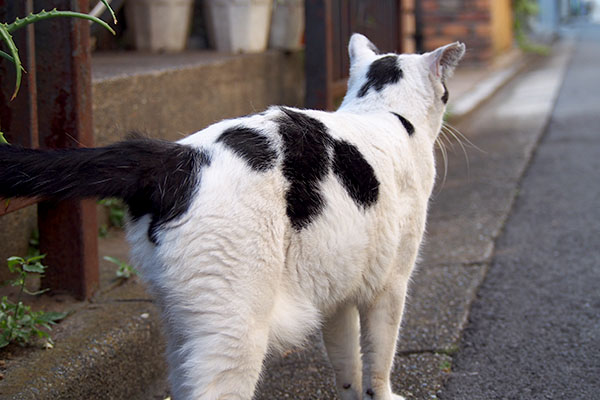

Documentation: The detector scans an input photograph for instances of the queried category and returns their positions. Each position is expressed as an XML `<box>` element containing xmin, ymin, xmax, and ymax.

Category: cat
<box><xmin>0</xmin><ymin>34</ymin><xmax>464</xmax><ymax>400</ymax></box>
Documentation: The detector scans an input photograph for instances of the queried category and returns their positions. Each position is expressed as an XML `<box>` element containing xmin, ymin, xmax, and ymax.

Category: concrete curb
<box><xmin>0</xmin><ymin>294</ymin><xmax>166</xmax><ymax>400</ymax></box>
<box><xmin>448</xmin><ymin>49</ymin><xmax>536</xmax><ymax>123</ymax></box>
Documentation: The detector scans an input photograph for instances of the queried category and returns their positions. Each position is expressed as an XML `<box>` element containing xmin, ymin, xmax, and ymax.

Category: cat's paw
<box><xmin>391</xmin><ymin>394</ymin><xmax>406</xmax><ymax>400</ymax></box>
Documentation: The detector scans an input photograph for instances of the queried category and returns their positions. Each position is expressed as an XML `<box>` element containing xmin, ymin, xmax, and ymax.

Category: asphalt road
<box><xmin>440</xmin><ymin>22</ymin><xmax>600</xmax><ymax>399</ymax></box>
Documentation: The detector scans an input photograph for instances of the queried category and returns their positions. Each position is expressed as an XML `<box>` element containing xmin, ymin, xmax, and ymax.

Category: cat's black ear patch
<box><xmin>332</xmin><ymin>139</ymin><xmax>379</xmax><ymax>208</ymax></box>
<box><xmin>276</xmin><ymin>107</ymin><xmax>332</xmax><ymax>230</ymax></box>
<box><xmin>358</xmin><ymin>55</ymin><xmax>403</xmax><ymax>98</ymax></box>
<box><xmin>391</xmin><ymin>112</ymin><xmax>415</xmax><ymax>136</ymax></box>
<box><xmin>441</xmin><ymin>82</ymin><xmax>449</xmax><ymax>104</ymax></box>
<box><xmin>217</xmin><ymin>126</ymin><xmax>277</xmax><ymax>171</ymax></box>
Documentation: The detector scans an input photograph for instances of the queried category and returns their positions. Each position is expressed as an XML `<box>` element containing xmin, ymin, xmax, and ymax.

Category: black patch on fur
<box><xmin>391</xmin><ymin>112</ymin><xmax>415</xmax><ymax>136</ymax></box>
<box><xmin>442</xmin><ymin>82</ymin><xmax>449</xmax><ymax>104</ymax></box>
<box><xmin>358</xmin><ymin>55</ymin><xmax>403</xmax><ymax>98</ymax></box>
<box><xmin>0</xmin><ymin>139</ymin><xmax>208</xmax><ymax>244</ymax></box>
<box><xmin>217</xmin><ymin>126</ymin><xmax>277</xmax><ymax>171</ymax></box>
<box><xmin>332</xmin><ymin>139</ymin><xmax>379</xmax><ymax>208</ymax></box>
<box><xmin>343</xmin><ymin>384</ymin><xmax>352</xmax><ymax>390</ymax></box>
<box><xmin>366</xmin><ymin>388</ymin><xmax>375</xmax><ymax>397</ymax></box>
<box><xmin>276</xmin><ymin>108</ymin><xmax>332</xmax><ymax>230</ymax></box>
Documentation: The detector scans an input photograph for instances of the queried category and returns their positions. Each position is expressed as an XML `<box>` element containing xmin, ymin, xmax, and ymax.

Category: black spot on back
<box><xmin>276</xmin><ymin>108</ymin><xmax>332</xmax><ymax>230</ymax></box>
<box><xmin>332</xmin><ymin>139</ymin><xmax>379</xmax><ymax>208</ymax></box>
<box><xmin>358</xmin><ymin>55</ymin><xmax>403</xmax><ymax>98</ymax></box>
<box><xmin>217</xmin><ymin>126</ymin><xmax>277</xmax><ymax>171</ymax></box>
<box><xmin>442</xmin><ymin>82</ymin><xmax>449</xmax><ymax>104</ymax></box>
<box><xmin>391</xmin><ymin>112</ymin><xmax>415</xmax><ymax>136</ymax></box>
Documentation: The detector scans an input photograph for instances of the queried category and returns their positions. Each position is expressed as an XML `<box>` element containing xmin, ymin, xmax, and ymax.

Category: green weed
<box><xmin>0</xmin><ymin>255</ymin><xmax>68</xmax><ymax>348</ymax></box>
<box><xmin>98</xmin><ymin>198</ymin><xmax>126</xmax><ymax>229</ymax></box>
<box><xmin>103</xmin><ymin>256</ymin><xmax>137</xmax><ymax>279</ymax></box>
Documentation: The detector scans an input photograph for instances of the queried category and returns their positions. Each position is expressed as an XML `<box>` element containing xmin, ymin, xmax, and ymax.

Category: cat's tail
<box><xmin>0</xmin><ymin>138</ymin><xmax>209</xmax><ymax>225</ymax></box>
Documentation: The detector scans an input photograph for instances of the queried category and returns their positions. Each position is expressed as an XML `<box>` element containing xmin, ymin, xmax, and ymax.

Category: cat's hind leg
<box><xmin>323</xmin><ymin>303</ymin><xmax>363</xmax><ymax>400</ymax></box>
<box><xmin>155</xmin><ymin>215</ymin><xmax>286</xmax><ymax>400</ymax></box>
<box><xmin>359</xmin><ymin>281</ymin><xmax>408</xmax><ymax>400</ymax></box>
<box><xmin>158</xmin><ymin>250</ymin><xmax>279</xmax><ymax>400</ymax></box>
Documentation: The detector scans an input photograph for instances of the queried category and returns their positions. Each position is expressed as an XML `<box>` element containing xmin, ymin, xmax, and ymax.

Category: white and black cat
<box><xmin>0</xmin><ymin>34</ymin><xmax>464</xmax><ymax>400</ymax></box>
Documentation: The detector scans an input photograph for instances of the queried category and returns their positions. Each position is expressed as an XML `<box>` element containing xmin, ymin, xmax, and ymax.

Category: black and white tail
<box><xmin>0</xmin><ymin>138</ymin><xmax>210</xmax><ymax>243</ymax></box>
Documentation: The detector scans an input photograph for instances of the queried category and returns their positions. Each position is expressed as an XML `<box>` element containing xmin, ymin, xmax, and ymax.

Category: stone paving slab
<box><xmin>255</xmin><ymin>342</ymin><xmax>454</xmax><ymax>400</ymax></box>
<box><xmin>421</xmin><ymin>214</ymin><xmax>498</xmax><ymax>266</ymax></box>
<box><xmin>399</xmin><ymin>264</ymin><xmax>487</xmax><ymax>353</ymax></box>
<box><xmin>391</xmin><ymin>353</ymin><xmax>453</xmax><ymax>400</ymax></box>
<box><xmin>429</xmin><ymin>179</ymin><xmax>516</xmax><ymax>220</ymax></box>
<box><xmin>256</xmin><ymin>339</ymin><xmax>337</xmax><ymax>400</ymax></box>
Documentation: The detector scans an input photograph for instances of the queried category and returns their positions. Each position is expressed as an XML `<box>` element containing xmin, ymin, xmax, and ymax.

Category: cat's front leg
<box><xmin>323</xmin><ymin>303</ymin><xmax>363</xmax><ymax>400</ymax></box>
<box><xmin>359</xmin><ymin>281</ymin><xmax>407</xmax><ymax>400</ymax></box>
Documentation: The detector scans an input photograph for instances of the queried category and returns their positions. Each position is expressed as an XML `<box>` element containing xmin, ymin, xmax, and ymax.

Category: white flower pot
<box><xmin>205</xmin><ymin>0</ymin><xmax>273</xmax><ymax>53</ymax></box>
<box><xmin>269</xmin><ymin>0</ymin><xmax>304</xmax><ymax>50</ymax></box>
<box><xmin>126</xmin><ymin>0</ymin><xmax>194</xmax><ymax>52</ymax></box>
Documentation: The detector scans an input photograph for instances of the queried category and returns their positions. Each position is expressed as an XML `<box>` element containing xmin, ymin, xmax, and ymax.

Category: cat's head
<box><xmin>340</xmin><ymin>33</ymin><xmax>465</xmax><ymax>139</ymax></box>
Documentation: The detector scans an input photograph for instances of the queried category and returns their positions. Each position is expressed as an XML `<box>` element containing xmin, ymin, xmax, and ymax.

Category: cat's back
<box><xmin>177</xmin><ymin>108</ymin><xmax>427</xmax><ymax>304</ymax></box>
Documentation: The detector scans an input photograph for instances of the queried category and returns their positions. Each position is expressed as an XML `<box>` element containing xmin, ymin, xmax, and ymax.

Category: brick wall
<box><xmin>421</xmin><ymin>0</ymin><xmax>503</xmax><ymax>64</ymax></box>
<box><xmin>402</xmin><ymin>0</ymin><xmax>417</xmax><ymax>53</ymax></box>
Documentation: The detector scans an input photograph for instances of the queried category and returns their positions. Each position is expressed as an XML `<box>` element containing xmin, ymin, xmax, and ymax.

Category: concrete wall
<box><xmin>0</xmin><ymin>206</ymin><xmax>37</xmax><ymax>282</ymax></box>
<box><xmin>92</xmin><ymin>50</ymin><xmax>305</xmax><ymax>145</ymax></box>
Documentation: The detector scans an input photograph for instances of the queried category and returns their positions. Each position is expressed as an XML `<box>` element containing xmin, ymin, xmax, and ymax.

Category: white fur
<box><xmin>126</xmin><ymin>34</ymin><xmax>464</xmax><ymax>400</ymax></box>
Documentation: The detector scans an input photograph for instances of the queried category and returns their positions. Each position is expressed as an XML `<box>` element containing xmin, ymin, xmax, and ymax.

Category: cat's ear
<box><xmin>348</xmin><ymin>33</ymin><xmax>379</xmax><ymax>66</ymax></box>
<box><xmin>425</xmin><ymin>42</ymin><xmax>466</xmax><ymax>80</ymax></box>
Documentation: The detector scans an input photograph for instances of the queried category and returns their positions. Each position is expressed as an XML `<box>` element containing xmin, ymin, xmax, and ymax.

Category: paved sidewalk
<box><xmin>440</xmin><ymin>22</ymin><xmax>600</xmax><ymax>400</ymax></box>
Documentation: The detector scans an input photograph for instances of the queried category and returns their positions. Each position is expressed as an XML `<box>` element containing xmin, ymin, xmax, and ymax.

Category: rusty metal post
<box><xmin>33</xmin><ymin>0</ymin><xmax>98</xmax><ymax>299</ymax></box>
<box><xmin>305</xmin><ymin>0</ymin><xmax>334</xmax><ymax>110</ymax></box>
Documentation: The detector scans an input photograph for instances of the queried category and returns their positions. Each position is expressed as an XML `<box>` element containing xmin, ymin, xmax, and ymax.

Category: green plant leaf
<box><xmin>0</xmin><ymin>49</ymin><xmax>15</xmax><ymax>63</ymax></box>
<box><xmin>22</xmin><ymin>263</ymin><xmax>45</xmax><ymax>273</ymax></box>
<box><xmin>6</xmin><ymin>9</ymin><xmax>116</xmax><ymax>35</ymax></box>
<box><xmin>26</xmin><ymin>254</ymin><xmax>46</xmax><ymax>263</ymax></box>
<box><xmin>0</xmin><ymin>24</ymin><xmax>22</xmax><ymax>100</ymax></box>
<box><xmin>38</xmin><ymin>311</ymin><xmax>68</xmax><ymax>323</ymax></box>
<box><xmin>100</xmin><ymin>0</ymin><xmax>118</xmax><ymax>25</ymax></box>
<box><xmin>7</xmin><ymin>256</ymin><xmax>24</xmax><ymax>267</ymax></box>
<box><xmin>23</xmin><ymin>287</ymin><xmax>49</xmax><ymax>296</ymax></box>
<box><xmin>103</xmin><ymin>255</ymin><xmax>124</xmax><ymax>268</ymax></box>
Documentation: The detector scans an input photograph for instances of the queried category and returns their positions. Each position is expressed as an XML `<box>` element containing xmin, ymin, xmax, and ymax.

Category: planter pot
<box><xmin>269</xmin><ymin>0</ymin><xmax>304</xmax><ymax>50</ymax></box>
<box><xmin>205</xmin><ymin>0</ymin><xmax>273</xmax><ymax>53</ymax></box>
<box><xmin>126</xmin><ymin>0</ymin><xmax>194</xmax><ymax>52</ymax></box>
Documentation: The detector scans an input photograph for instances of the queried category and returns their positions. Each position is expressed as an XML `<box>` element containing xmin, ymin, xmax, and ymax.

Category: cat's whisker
<box><xmin>439</xmin><ymin>126</ymin><xmax>456</xmax><ymax>152</ymax></box>
<box><xmin>435</xmin><ymin>136</ymin><xmax>449</xmax><ymax>190</ymax></box>
<box><xmin>443</xmin><ymin>124</ymin><xmax>470</xmax><ymax>176</ymax></box>
<box><xmin>443</xmin><ymin>122</ymin><xmax>486</xmax><ymax>153</ymax></box>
